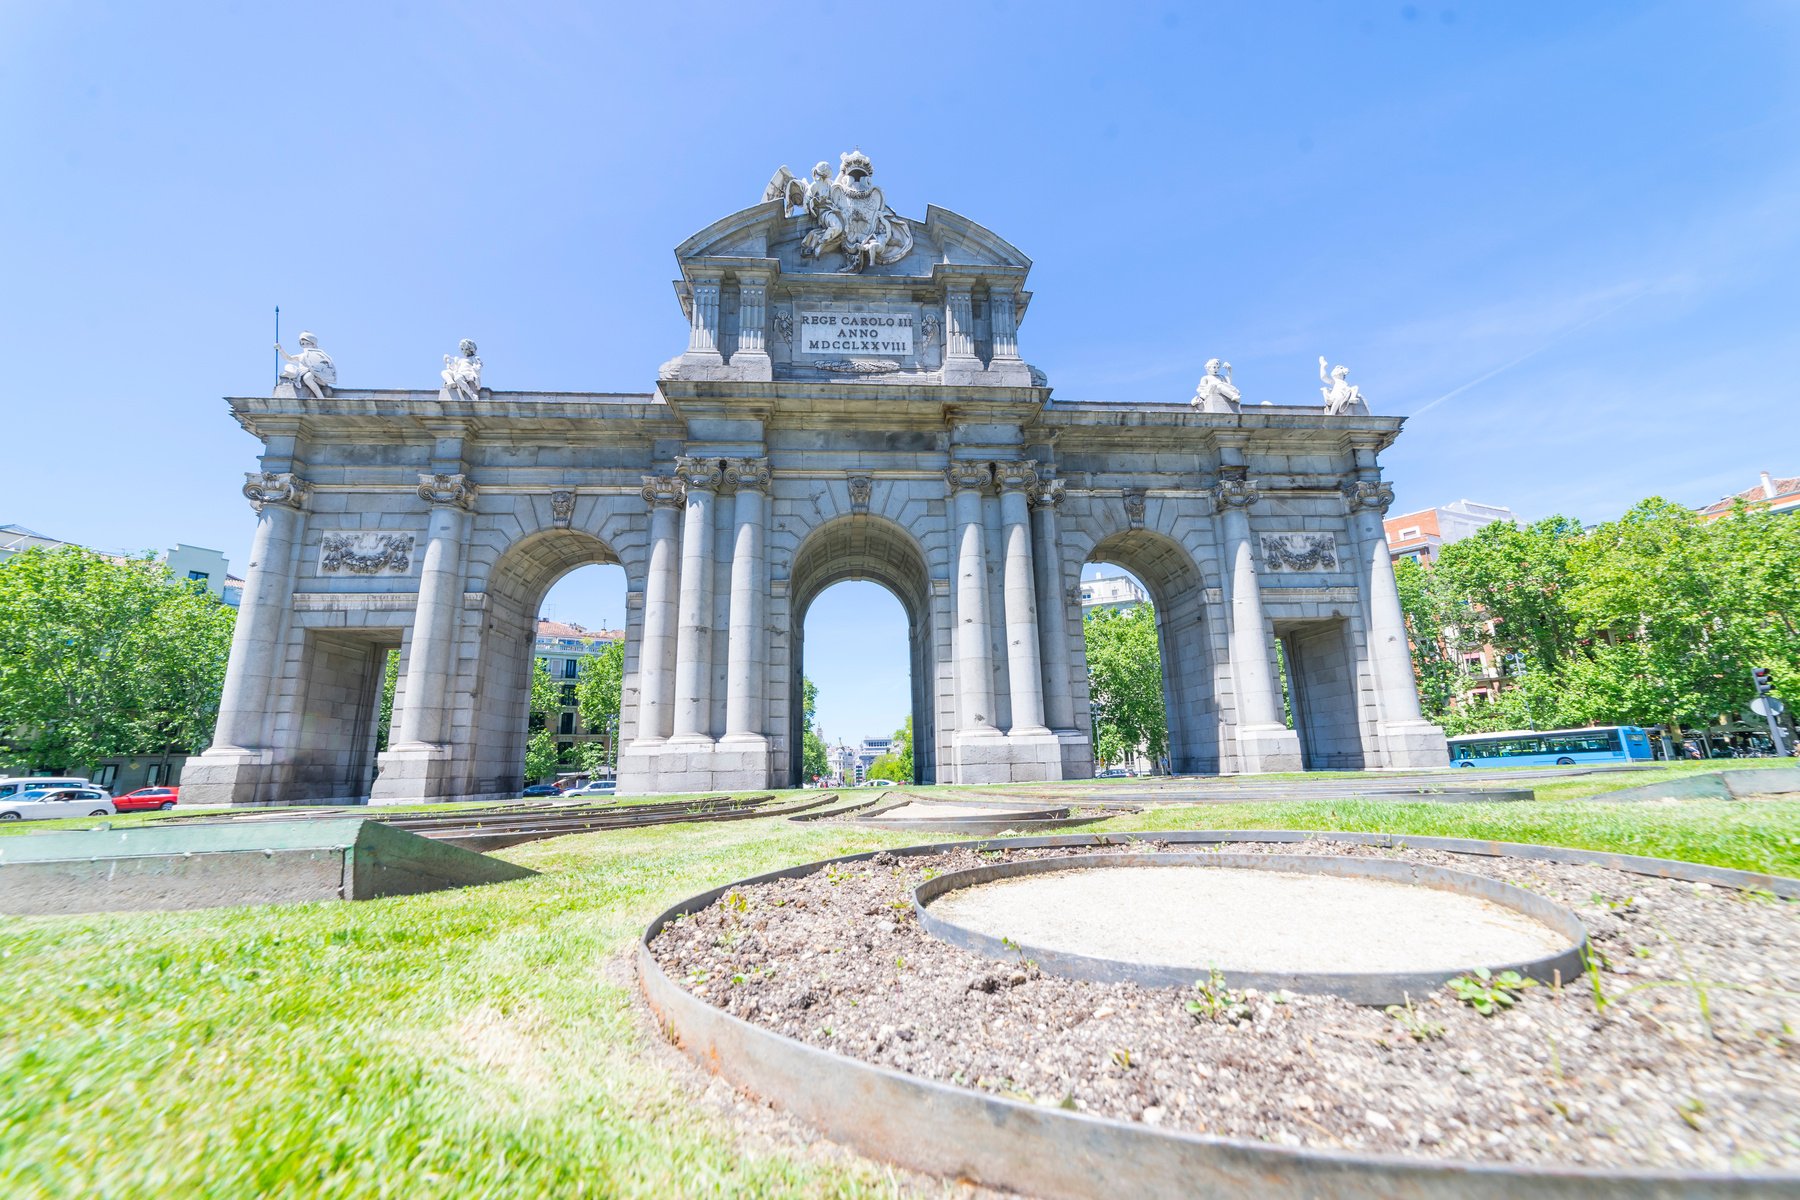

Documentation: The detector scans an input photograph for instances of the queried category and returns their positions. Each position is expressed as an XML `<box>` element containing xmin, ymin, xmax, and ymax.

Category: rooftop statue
<box><xmin>764</xmin><ymin>150</ymin><xmax>913</xmax><ymax>273</ymax></box>
<box><xmin>441</xmin><ymin>339</ymin><xmax>482</xmax><ymax>401</ymax></box>
<box><xmin>1191</xmin><ymin>358</ymin><xmax>1242</xmax><ymax>413</ymax></box>
<box><xmin>1319</xmin><ymin>356</ymin><xmax>1369</xmax><ymax>415</ymax></box>
<box><xmin>274</xmin><ymin>331</ymin><xmax>336</xmax><ymax>399</ymax></box>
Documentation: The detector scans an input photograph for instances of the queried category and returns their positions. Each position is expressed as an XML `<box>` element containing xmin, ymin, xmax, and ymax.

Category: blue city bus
<box><xmin>1447</xmin><ymin>725</ymin><xmax>1655</xmax><ymax>767</ymax></box>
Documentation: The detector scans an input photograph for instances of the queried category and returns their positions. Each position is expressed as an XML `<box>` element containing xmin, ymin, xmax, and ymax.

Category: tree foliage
<box><xmin>800</xmin><ymin>675</ymin><xmax>829</xmax><ymax>781</ymax></box>
<box><xmin>574</xmin><ymin>638</ymin><xmax>625</xmax><ymax>767</ymax></box>
<box><xmin>0</xmin><ymin>547</ymin><xmax>235</xmax><ymax>770</ymax></box>
<box><xmin>1398</xmin><ymin>500</ymin><xmax>1800</xmax><ymax>739</ymax></box>
<box><xmin>523</xmin><ymin>658</ymin><xmax>560</xmax><ymax>781</ymax></box>
<box><xmin>1084</xmin><ymin>602</ymin><xmax>1167</xmax><ymax>770</ymax></box>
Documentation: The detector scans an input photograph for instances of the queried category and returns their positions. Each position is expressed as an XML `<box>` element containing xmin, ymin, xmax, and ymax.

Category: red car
<box><xmin>114</xmin><ymin>786</ymin><xmax>180</xmax><ymax>812</ymax></box>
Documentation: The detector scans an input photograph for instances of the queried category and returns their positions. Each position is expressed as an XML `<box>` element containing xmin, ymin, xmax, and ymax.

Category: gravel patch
<box><xmin>928</xmin><ymin>863</ymin><xmax>1570</xmax><ymax>974</ymax></box>
<box><xmin>650</xmin><ymin>839</ymin><xmax>1800</xmax><ymax>1173</ymax></box>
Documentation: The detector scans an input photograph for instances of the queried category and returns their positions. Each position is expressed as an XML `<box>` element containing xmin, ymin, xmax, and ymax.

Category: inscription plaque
<box><xmin>798</xmin><ymin>310</ymin><xmax>914</xmax><ymax>357</ymax></box>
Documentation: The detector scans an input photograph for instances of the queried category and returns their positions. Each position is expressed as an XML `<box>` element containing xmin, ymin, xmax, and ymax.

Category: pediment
<box><xmin>673</xmin><ymin>201</ymin><xmax>1029</xmax><ymax>277</ymax></box>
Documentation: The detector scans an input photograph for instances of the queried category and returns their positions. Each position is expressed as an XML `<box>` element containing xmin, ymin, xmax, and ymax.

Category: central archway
<box><xmin>787</xmin><ymin>515</ymin><xmax>938</xmax><ymax>786</ymax></box>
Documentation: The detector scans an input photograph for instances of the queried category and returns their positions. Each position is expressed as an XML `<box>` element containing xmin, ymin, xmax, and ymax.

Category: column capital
<box><xmin>945</xmin><ymin>461</ymin><xmax>994</xmax><ymax>495</ymax></box>
<box><xmin>722</xmin><ymin>457</ymin><xmax>771</xmax><ymax>493</ymax></box>
<box><xmin>1342</xmin><ymin>479</ymin><xmax>1395</xmax><ymax>513</ymax></box>
<box><xmin>1029</xmin><ymin>478</ymin><xmax>1065</xmax><ymax>510</ymax></box>
<box><xmin>243</xmin><ymin>471</ymin><xmax>310</xmax><ymax>513</ymax></box>
<box><xmin>417</xmin><ymin>472</ymin><xmax>477</xmax><ymax>510</ymax></box>
<box><xmin>1211</xmin><ymin>477</ymin><xmax>1259</xmax><ymax>510</ymax></box>
<box><xmin>995</xmin><ymin>459</ymin><xmax>1040</xmax><ymax>493</ymax></box>
<box><xmin>641</xmin><ymin>475</ymin><xmax>687</xmax><ymax>509</ymax></box>
<box><xmin>675</xmin><ymin>455</ymin><xmax>724</xmax><ymax>493</ymax></box>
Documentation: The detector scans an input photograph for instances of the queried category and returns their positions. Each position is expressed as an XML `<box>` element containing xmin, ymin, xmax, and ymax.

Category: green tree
<box><xmin>523</xmin><ymin>658</ymin><xmax>560</xmax><ymax>782</ymax></box>
<box><xmin>0</xmin><ymin>547</ymin><xmax>235</xmax><ymax>770</ymax></box>
<box><xmin>574</xmin><ymin>638</ymin><xmax>625</xmax><ymax>767</ymax></box>
<box><xmin>1084</xmin><ymin>603</ymin><xmax>1167</xmax><ymax>770</ymax></box>
<box><xmin>800</xmin><ymin>675</ymin><xmax>828</xmax><ymax>781</ymax></box>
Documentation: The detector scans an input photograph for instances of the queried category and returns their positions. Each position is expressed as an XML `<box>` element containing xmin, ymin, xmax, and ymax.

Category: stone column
<box><xmin>209</xmin><ymin>471</ymin><xmax>310</xmax><ymax>751</ymax></box>
<box><xmin>1030</xmin><ymin>478</ymin><xmax>1076</xmax><ymax>731</ymax></box>
<box><xmin>1345</xmin><ymin>479</ymin><xmax>1449</xmax><ymax>766</ymax></box>
<box><xmin>997</xmin><ymin>461</ymin><xmax>1048</xmax><ymax>734</ymax></box>
<box><xmin>634</xmin><ymin>475</ymin><xmax>686</xmax><ymax>744</ymax></box>
<box><xmin>687</xmin><ymin>272</ymin><xmax>722</xmax><ymax>357</ymax></box>
<box><xmin>1214</xmin><ymin>473</ymin><xmax>1304</xmax><ymax>772</ymax></box>
<box><xmin>392</xmin><ymin>473</ymin><xmax>477</xmax><ymax>748</ymax></box>
<box><xmin>671</xmin><ymin>456</ymin><xmax>722</xmax><ymax>743</ymax></box>
<box><xmin>736</xmin><ymin>274</ymin><xmax>767</xmax><ymax>356</ymax></box>
<box><xmin>947</xmin><ymin>462</ymin><xmax>999</xmax><ymax>738</ymax></box>
<box><xmin>989</xmin><ymin>285</ymin><xmax>1020</xmax><ymax>361</ymax></box>
<box><xmin>722</xmin><ymin>457</ymin><xmax>770</xmax><ymax>741</ymax></box>
<box><xmin>945</xmin><ymin>286</ymin><xmax>977</xmax><ymax>362</ymax></box>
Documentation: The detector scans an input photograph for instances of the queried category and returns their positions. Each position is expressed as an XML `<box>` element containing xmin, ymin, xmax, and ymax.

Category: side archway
<box><xmin>464</xmin><ymin>529</ymin><xmax>629</xmax><ymax>797</ymax></box>
<box><xmin>787</xmin><ymin>515</ymin><xmax>939</xmax><ymax>786</ymax></box>
<box><xmin>1081</xmin><ymin>529</ymin><xmax>1220</xmax><ymax>775</ymax></box>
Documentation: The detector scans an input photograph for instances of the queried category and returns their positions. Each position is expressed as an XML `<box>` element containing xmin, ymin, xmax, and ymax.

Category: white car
<box><xmin>0</xmin><ymin>787</ymin><xmax>118</xmax><ymax>821</ymax></box>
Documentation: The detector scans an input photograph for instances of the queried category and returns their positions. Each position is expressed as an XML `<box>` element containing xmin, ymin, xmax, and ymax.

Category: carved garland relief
<box><xmin>319</xmin><ymin>532</ymin><xmax>415</xmax><ymax>575</ymax></box>
<box><xmin>1259</xmin><ymin>533</ymin><xmax>1340</xmax><ymax>572</ymax></box>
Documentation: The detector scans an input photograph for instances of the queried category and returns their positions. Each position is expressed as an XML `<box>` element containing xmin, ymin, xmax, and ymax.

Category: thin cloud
<box><xmin>1406</xmin><ymin>285</ymin><xmax>1650</xmax><ymax>419</ymax></box>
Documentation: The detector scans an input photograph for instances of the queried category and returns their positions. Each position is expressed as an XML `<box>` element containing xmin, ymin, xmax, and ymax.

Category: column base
<box><xmin>178</xmin><ymin>747</ymin><xmax>278</xmax><ymax>807</ymax></box>
<box><xmin>369</xmin><ymin>742</ymin><xmax>460</xmax><ymax>805</ymax></box>
<box><xmin>950</xmin><ymin>728</ymin><xmax>1071</xmax><ymax>784</ymax></box>
<box><xmin>617</xmin><ymin>738</ymin><xmax>778</xmax><ymax>795</ymax></box>
<box><xmin>1378</xmin><ymin>720</ymin><xmax>1451</xmax><ymax>769</ymax></box>
<box><xmin>1234</xmin><ymin>724</ymin><xmax>1306</xmax><ymax>774</ymax></box>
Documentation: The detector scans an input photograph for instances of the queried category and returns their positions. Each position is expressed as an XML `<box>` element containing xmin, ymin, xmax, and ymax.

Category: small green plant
<box><xmin>1447</xmin><ymin>967</ymin><xmax>1537</xmax><ymax>1015</ymax></box>
<box><xmin>1384</xmin><ymin>994</ymin><xmax>1445</xmax><ymax>1041</ymax></box>
<box><xmin>1186</xmin><ymin>968</ymin><xmax>1250</xmax><ymax>1023</ymax></box>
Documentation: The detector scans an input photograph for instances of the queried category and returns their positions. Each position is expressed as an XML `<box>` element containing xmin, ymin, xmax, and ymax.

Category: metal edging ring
<box><xmin>639</xmin><ymin>828</ymin><xmax>1800</xmax><ymax>1199</ymax></box>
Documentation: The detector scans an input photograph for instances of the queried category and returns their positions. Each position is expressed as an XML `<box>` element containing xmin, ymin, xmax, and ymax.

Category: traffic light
<box><xmin>1752</xmin><ymin>667</ymin><xmax>1775</xmax><ymax>696</ymax></box>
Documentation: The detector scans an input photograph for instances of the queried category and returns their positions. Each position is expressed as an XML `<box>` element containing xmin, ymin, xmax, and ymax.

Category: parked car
<box><xmin>520</xmin><ymin>783</ymin><xmax>562</xmax><ymax>798</ymax></box>
<box><xmin>563</xmin><ymin>781</ymin><xmax>617</xmax><ymax>798</ymax></box>
<box><xmin>0</xmin><ymin>776</ymin><xmax>98</xmax><ymax>801</ymax></box>
<box><xmin>0</xmin><ymin>787</ymin><xmax>117</xmax><ymax>821</ymax></box>
<box><xmin>114</xmin><ymin>786</ymin><xmax>180</xmax><ymax>812</ymax></box>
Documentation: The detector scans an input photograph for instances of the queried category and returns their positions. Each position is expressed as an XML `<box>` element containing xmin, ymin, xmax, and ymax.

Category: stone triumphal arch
<box><xmin>183</xmin><ymin>152</ymin><xmax>1446</xmax><ymax>805</ymax></box>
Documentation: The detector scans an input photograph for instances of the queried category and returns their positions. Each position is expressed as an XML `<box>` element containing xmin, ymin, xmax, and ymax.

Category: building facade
<box><xmin>1384</xmin><ymin>500</ymin><xmax>1515</xmax><ymax>566</ymax></box>
<box><xmin>533</xmin><ymin>619</ymin><xmax>623</xmax><ymax>777</ymax></box>
<box><xmin>182</xmin><ymin>155</ymin><xmax>1445</xmax><ymax>805</ymax></box>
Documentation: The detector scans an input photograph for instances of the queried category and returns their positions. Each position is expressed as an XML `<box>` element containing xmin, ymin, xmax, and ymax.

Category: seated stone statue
<box><xmin>1191</xmin><ymin>358</ymin><xmax>1242</xmax><ymax>413</ymax></box>
<box><xmin>442</xmin><ymin>339</ymin><xmax>482</xmax><ymax>401</ymax></box>
<box><xmin>1319</xmin><ymin>356</ymin><xmax>1369</xmax><ymax>415</ymax></box>
<box><xmin>274</xmin><ymin>332</ymin><xmax>336</xmax><ymax>399</ymax></box>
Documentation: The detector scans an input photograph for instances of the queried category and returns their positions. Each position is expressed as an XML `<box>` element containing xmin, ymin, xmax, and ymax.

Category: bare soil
<box><xmin>650</xmin><ymin>839</ymin><xmax>1800</xmax><ymax>1173</ymax></box>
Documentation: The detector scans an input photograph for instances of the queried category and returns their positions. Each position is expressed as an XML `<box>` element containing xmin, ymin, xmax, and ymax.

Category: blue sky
<box><xmin>3</xmin><ymin>3</ymin><xmax>1797</xmax><ymax>743</ymax></box>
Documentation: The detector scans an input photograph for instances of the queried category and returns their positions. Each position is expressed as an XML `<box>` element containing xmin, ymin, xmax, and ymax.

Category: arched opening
<box><xmin>1082</xmin><ymin>530</ymin><xmax>1219</xmax><ymax>775</ymax></box>
<box><xmin>467</xmin><ymin>530</ymin><xmax>632</xmax><ymax>798</ymax></box>
<box><xmin>787</xmin><ymin>516</ymin><xmax>937</xmax><ymax>787</ymax></box>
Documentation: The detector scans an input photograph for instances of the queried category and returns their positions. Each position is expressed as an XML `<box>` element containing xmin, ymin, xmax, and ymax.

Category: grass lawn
<box><xmin>3</xmin><ymin>790</ymin><xmax>1797</xmax><ymax>1197</ymax></box>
